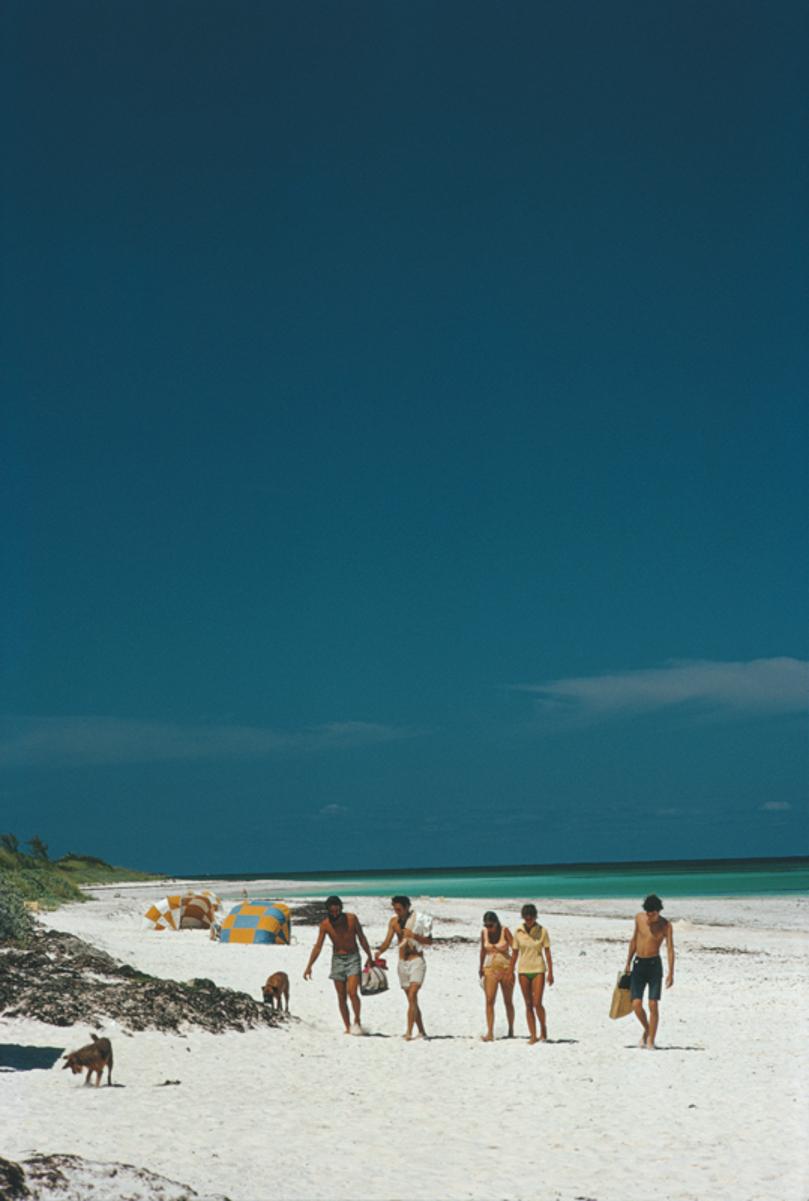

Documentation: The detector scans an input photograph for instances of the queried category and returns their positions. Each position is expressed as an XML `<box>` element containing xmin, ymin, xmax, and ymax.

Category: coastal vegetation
<box><xmin>0</xmin><ymin>833</ymin><xmax>158</xmax><ymax>920</ymax></box>
<box><xmin>0</xmin><ymin>878</ymin><xmax>34</xmax><ymax>946</ymax></box>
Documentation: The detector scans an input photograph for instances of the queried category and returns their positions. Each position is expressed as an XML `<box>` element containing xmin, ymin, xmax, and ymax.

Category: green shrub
<box><xmin>59</xmin><ymin>852</ymin><xmax>112</xmax><ymax>869</ymax></box>
<box><xmin>0</xmin><ymin>877</ymin><xmax>35</xmax><ymax>945</ymax></box>
<box><xmin>2</xmin><ymin>866</ymin><xmax>85</xmax><ymax>907</ymax></box>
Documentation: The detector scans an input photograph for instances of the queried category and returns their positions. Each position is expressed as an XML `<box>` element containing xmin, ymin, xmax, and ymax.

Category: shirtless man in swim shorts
<box><xmin>624</xmin><ymin>893</ymin><xmax>675</xmax><ymax>1049</ymax></box>
<box><xmin>375</xmin><ymin>895</ymin><xmax>432</xmax><ymax>1040</ymax></box>
<box><xmin>304</xmin><ymin>896</ymin><xmax>373</xmax><ymax>1035</ymax></box>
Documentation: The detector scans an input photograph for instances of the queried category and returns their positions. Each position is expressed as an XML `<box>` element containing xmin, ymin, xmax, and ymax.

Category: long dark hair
<box><xmin>482</xmin><ymin>910</ymin><xmax>502</xmax><ymax>942</ymax></box>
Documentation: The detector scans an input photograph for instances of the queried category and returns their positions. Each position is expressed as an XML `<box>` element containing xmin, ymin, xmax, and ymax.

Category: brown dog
<box><xmin>62</xmin><ymin>1034</ymin><xmax>113</xmax><ymax>1086</ymax></box>
<box><xmin>262</xmin><ymin>971</ymin><xmax>290</xmax><ymax>1013</ymax></box>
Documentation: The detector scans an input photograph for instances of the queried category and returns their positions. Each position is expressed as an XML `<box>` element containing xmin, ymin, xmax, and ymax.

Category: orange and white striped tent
<box><xmin>143</xmin><ymin>890</ymin><xmax>222</xmax><ymax>931</ymax></box>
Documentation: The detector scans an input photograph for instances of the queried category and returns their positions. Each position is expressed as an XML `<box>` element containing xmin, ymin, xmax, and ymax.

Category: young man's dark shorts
<box><xmin>630</xmin><ymin>955</ymin><xmax>663</xmax><ymax>1002</ymax></box>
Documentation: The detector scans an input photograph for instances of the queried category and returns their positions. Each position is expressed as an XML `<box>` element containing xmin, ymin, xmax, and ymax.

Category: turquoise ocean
<box><xmin>195</xmin><ymin>857</ymin><xmax>809</xmax><ymax>900</ymax></box>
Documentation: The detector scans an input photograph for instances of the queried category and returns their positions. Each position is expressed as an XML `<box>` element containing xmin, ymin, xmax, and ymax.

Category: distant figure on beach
<box><xmin>512</xmin><ymin>903</ymin><xmax>554</xmax><ymax>1044</ymax></box>
<box><xmin>303</xmin><ymin>896</ymin><xmax>373</xmax><ymax>1035</ymax></box>
<box><xmin>478</xmin><ymin>910</ymin><xmax>515</xmax><ymax>1041</ymax></box>
<box><xmin>376</xmin><ymin>895</ymin><xmax>433</xmax><ymax>1040</ymax></box>
<box><xmin>624</xmin><ymin>894</ymin><xmax>674</xmax><ymax>1049</ymax></box>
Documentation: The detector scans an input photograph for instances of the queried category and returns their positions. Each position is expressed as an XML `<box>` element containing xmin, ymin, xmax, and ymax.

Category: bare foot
<box><xmin>480</xmin><ymin>1033</ymin><xmax>494</xmax><ymax>1042</ymax></box>
<box><xmin>528</xmin><ymin>1035</ymin><xmax>539</xmax><ymax>1045</ymax></box>
<box><xmin>506</xmin><ymin>1029</ymin><xmax>514</xmax><ymax>1038</ymax></box>
<box><xmin>639</xmin><ymin>1033</ymin><xmax>648</xmax><ymax>1047</ymax></box>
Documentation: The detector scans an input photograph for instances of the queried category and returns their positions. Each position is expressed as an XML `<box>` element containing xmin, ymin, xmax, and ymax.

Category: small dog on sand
<box><xmin>62</xmin><ymin>1034</ymin><xmax>113</xmax><ymax>1086</ymax></box>
<box><xmin>262</xmin><ymin>971</ymin><xmax>290</xmax><ymax>1013</ymax></box>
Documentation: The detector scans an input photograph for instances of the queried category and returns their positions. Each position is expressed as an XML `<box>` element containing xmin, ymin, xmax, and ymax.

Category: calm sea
<box><xmin>193</xmin><ymin>857</ymin><xmax>809</xmax><ymax>900</ymax></box>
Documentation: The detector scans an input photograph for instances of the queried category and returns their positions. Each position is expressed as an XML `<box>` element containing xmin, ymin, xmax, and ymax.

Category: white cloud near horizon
<box><xmin>760</xmin><ymin>801</ymin><xmax>792</xmax><ymax>811</ymax></box>
<box><xmin>0</xmin><ymin>716</ymin><xmax>418</xmax><ymax>768</ymax></box>
<box><xmin>318</xmin><ymin>803</ymin><xmax>350</xmax><ymax>818</ymax></box>
<box><xmin>513</xmin><ymin>657</ymin><xmax>809</xmax><ymax>722</ymax></box>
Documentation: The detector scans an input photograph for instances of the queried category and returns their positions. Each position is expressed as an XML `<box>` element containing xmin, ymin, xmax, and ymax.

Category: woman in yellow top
<box><xmin>511</xmin><ymin>903</ymin><xmax>554</xmax><ymax>1044</ymax></box>
<box><xmin>478</xmin><ymin>910</ymin><xmax>515</xmax><ymax>1042</ymax></box>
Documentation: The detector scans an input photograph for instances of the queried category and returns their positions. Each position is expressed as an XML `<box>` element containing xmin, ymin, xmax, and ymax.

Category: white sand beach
<box><xmin>3</xmin><ymin>882</ymin><xmax>808</xmax><ymax>1201</ymax></box>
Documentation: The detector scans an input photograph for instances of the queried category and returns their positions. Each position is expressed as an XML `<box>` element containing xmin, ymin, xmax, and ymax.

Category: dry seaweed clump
<box><xmin>0</xmin><ymin>929</ymin><xmax>281</xmax><ymax>1033</ymax></box>
<box><xmin>0</xmin><ymin>1153</ymin><xmax>230</xmax><ymax>1201</ymax></box>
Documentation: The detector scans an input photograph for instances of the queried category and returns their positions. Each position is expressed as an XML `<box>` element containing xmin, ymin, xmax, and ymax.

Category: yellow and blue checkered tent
<box><xmin>219</xmin><ymin>900</ymin><xmax>291</xmax><ymax>945</ymax></box>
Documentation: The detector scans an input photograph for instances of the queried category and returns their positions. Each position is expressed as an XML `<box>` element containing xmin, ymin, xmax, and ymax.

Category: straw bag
<box><xmin>609</xmin><ymin>971</ymin><xmax>633</xmax><ymax>1019</ymax></box>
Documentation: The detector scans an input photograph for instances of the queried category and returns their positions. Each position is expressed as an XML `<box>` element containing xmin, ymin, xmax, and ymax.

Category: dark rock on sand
<box><xmin>0</xmin><ymin>1153</ymin><xmax>230</xmax><ymax>1201</ymax></box>
<box><xmin>289</xmin><ymin>900</ymin><xmax>329</xmax><ymax>926</ymax></box>
<box><xmin>0</xmin><ymin>930</ymin><xmax>280</xmax><ymax>1034</ymax></box>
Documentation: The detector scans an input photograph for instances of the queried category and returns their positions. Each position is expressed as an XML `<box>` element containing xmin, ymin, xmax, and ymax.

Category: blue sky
<box><xmin>2</xmin><ymin>2</ymin><xmax>807</xmax><ymax>873</ymax></box>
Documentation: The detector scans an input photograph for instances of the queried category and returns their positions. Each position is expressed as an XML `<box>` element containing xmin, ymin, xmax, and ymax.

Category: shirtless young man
<box><xmin>303</xmin><ymin>896</ymin><xmax>373</xmax><ymax>1035</ymax></box>
<box><xmin>376</xmin><ymin>895</ymin><xmax>432</xmax><ymax>1040</ymax></box>
<box><xmin>624</xmin><ymin>893</ymin><xmax>675</xmax><ymax>1049</ymax></box>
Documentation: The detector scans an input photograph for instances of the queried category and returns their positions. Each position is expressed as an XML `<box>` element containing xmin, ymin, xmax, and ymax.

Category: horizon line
<box><xmin>176</xmin><ymin>853</ymin><xmax>809</xmax><ymax>880</ymax></box>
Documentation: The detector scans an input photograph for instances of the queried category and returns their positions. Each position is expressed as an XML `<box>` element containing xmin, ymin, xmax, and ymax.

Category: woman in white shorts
<box><xmin>376</xmin><ymin>895</ymin><xmax>432</xmax><ymax>1040</ymax></box>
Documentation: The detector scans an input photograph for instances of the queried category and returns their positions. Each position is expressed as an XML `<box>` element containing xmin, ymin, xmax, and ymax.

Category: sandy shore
<box><xmin>3</xmin><ymin>881</ymin><xmax>808</xmax><ymax>1201</ymax></box>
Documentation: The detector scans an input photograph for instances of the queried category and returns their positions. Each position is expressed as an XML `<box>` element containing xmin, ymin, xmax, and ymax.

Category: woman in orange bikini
<box><xmin>478</xmin><ymin>910</ymin><xmax>515</xmax><ymax>1041</ymax></box>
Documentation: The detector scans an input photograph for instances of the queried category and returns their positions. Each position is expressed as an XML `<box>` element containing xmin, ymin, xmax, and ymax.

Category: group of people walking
<box><xmin>304</xmin><ymin>892</ymin><xmax>675</xmax><ymax>1049</ymax></box>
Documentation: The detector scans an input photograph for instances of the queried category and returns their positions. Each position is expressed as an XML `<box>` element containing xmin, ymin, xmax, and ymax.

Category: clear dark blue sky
<box><xmin>2</xmin><ymin>2</ymin><xmax>807</xmax><ymax>873</ymax></box>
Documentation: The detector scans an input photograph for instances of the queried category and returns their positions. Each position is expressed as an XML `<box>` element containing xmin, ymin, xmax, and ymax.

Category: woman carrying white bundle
<box><xmin>376</xmin><ymin>895</ymin><xmax>433</xmax><ymax>1040</ymax></box>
